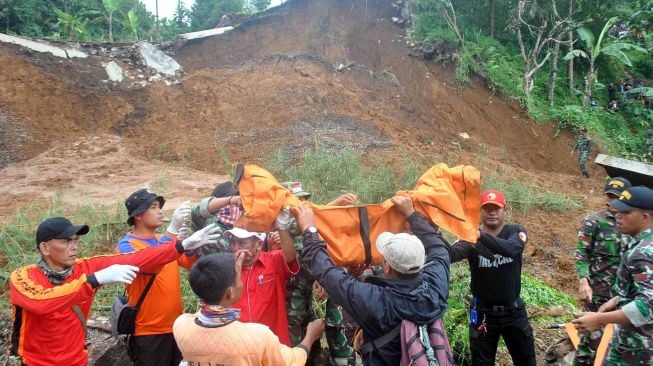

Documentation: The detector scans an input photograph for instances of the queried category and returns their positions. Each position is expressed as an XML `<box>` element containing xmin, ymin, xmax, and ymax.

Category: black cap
<box><xmin>36</xmin><ymin>217</ymin><xmax>89</xmax><ymax>248</ymax></box>
<box><xmin>609</xmin><ymin>186</ymin><xmax>653</xmax><ymax>212</ymax></box>
<box><xmin>212</xmin><ymin>181</ymin><xmax>238</xmax><ymax>198</ymax></box>
<box><xmin>604</xmin><ymin>177</ymin><xmax>632</xmax><ymax>197</ymax></box>
<box><xmin>125</xmin><ymin>189</ymin><xmax>165</xmax><ymax>225</ymax></box>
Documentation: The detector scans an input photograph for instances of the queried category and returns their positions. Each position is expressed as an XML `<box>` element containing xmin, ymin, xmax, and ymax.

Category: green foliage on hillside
<box><xmin>413</xmin><ymin>0</ymin><xmax>653</xmax><ymax>161</ymax></box>
<box><xmin>0</xmin><ymin>0</ymin><xmax>270</xmax><ymax>42</ymax></box>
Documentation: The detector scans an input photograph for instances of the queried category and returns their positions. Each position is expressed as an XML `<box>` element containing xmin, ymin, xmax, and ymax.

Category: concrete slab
<box><xmin>104</xmin><ymin>61</ymin><xmax>124</xmax><ymax>82</ymax></box>
<box><xmin>179</xmin><ymin>27</ymin><xmax>234</xmax><ymax>41</ymax></box>
<box><xmin>0</xmin><ymin>33</ymin><xmax>87</xmax><ymax>58</ymax></box>
<box><xmin>595</xmin><ymin>154</ymin><xmax>653</xmax><ymax>188</ymax></box>
<box><xmin>137</xmin><ymin>41</ymin><xmax>181</xmax><ymax>76</ymax></box>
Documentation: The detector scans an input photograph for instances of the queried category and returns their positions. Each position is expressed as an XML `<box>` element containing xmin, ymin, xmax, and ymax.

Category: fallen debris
<box><xmin>104</xmin><ymin>61</ymin><xmax>124</xmax><ymax>82</ymax></box>
<box><xmin>137</xmin><ymin>41</ymin><xmax>182</xmax><ymax>76</ymax></box>
<box><xmin>0</xmin><ymin>33</ymin><xmax>87</xmax><ymax>59</ymax></box>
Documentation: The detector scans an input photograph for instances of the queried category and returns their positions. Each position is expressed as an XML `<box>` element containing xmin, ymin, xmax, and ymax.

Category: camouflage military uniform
<box><xmin>574</xmin><ymin>209</ymin><xmax>625</xmax><ymax>366</ymax></box>
<box><xmin>285</xmin><ymin>219</ymin><xmax>353</xmax><ymax>365</ymax></box>
<box><xmin>603</xmin><ymin>228</ymin><xmax>653</xmax><ymax>365</ymax></box>
<box><xmin>574</xmin><ymin>135</ymin><xmax>592</xmax><ymax>177</ymax></box>
<box><xmin>189</xmin><ymin>197</ymin><xmax>232</xmax><ymax>256</ymax></box>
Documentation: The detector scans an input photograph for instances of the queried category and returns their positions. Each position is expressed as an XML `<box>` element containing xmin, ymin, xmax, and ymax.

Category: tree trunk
<box><xmin>567</xmin><ymin>0</ymin><xmax>574</xmax><ymax>94</ymax></box>
<box><xmin>490</xmin><ymin>0</ymin><xmax>495</xmax><ymax>37</ymax></box>
<box><xmin>523</xmin><ymin>72</ymin><xmax>531</xmax><ymax>101</ymax></box>
<box><xmin>108</xmin><ymin>13</ymin><xmax>113</xmax><ymax>42</ymax></box>
<box><xmin>583</xmin><ymin>58</ymin><xmax>594</xmax><ymax>107</ymax></box>
<box><xmin>548</xmin><ymin>41</ymin><xmax>560</xmax><ymax>106</ymax></box>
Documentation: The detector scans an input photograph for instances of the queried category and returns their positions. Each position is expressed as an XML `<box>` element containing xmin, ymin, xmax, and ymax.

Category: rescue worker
<box><xmin>281</xmin><ymin>181</ymin><xmax>356</xmax><ymax>365</ymax></box>
<box><xmin>573</xmin><ymin>186</ymin><xmax>653</xmax><ymax>365</ymax></box>
<box><xmin>571</xmin><ymin>127</ymin><xmax>592</xmax><ymax>178</ymax></box>
<box><xmin>449</xmin><ymin>189</ymin><xmax>536</xmax><ymax>366</ymax></box>
<box><xmin>9</xmin><ymin>216</ymin><xmax>219</xmax><ymax>366</ymax></box>
<box><xmin>294</xmin><ymin>194</ymin><xmax>450</xmax><ymax>365</ymax></box>
<box><xmin>117</xmin><ymin>189</ymin><xmax>197</xmax><ymax>365</ymax></box>
<box><xmin>189</xmin><ymin>181</ymin><xmax>242</xmax><ymax>255</ymax></box>
<box><xmin>574</xmin><ymin>177</ymin><xmax>631</xmax><ymax>366</ymax></box>
<box><xmin>173</xmin><ymin>252</ymin><xmax>325</xmax><ymax>365</ymax></box>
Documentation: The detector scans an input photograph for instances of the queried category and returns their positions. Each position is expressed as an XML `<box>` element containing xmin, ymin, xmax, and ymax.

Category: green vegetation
<box><xmin>413</xmin><ymin>0</ymin><xmax>653</xmax><ymax>161</ymax></box>
<box><xmin>267</xmin><ymin>144</ymin><xmax>423</xmax><ymax>205</ymax></box>
<box><xmin>0</xmin><ymin>0</ymin><xmax>272</xmax><ymax>43</ymax></box>
<box><xmin>482</xmin><ymin>168</ymin><xmax>582</xmax><ymax>215</ymax></box>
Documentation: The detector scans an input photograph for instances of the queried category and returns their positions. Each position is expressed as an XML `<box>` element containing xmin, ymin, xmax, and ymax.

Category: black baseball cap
<box><xmin>125</xmin><ymin>189</ymin><xmax>165</xmax><ymax>225</ymax></box>
<box><xmin>609</xmin><ymin>186</ymin><xmax>653</xmax><ymax>212</ymax></box>
<box><xmin>36</xmin><ymin>217</ymin><xmax>89</xmax><ymax>248</ymax></box>
<box><xmin>604</xmin><ymin>177</ymin><xmax>632</xmax><ymax>197</ymax></box>
<box><xmin>212</xmin><ymin>181</ymin><xmax>238</xmax><ymax>198</ymax></box>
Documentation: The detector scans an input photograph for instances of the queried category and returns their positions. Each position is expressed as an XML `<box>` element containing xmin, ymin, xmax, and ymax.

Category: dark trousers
<box><xmin>469</xmin><ymin>307</ymin><xmax>536</xmax><ymax>366</ymax></box>
<box><xmin>128</xmin><ymin>333</ymin><xmax>182</xmax><ymax>366</ymax></box>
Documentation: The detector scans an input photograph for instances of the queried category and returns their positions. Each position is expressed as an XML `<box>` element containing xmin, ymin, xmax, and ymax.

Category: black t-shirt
<box><xmin>450</xmin><ymin>224</ymin><xmax>528</xmax><ymax>306</ymax></box>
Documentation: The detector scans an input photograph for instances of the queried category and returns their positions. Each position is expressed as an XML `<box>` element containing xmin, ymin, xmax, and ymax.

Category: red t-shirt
<box><xmin>233</xmin><ymin>250</ymin><xmax>299</xmax><ymax>346</ymax></box>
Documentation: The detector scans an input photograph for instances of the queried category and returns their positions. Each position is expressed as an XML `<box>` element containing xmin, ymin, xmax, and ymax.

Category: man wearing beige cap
<box><xmin>292</xmin><ymin>194</ymin><xmax>451</xmax><ymax>366</ymax></box>
<box><xmin>450</xmin><ymin>189</ymin><xmax>536</xmax><ymax>366</ymax></box>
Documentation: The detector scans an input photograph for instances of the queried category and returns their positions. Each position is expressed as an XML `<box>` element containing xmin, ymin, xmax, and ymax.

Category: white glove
<box><xmin>167</xmin><ymin>200</ymin><xmax>191</xmax><ymax>235</ymax></box>
<box><xmin>182</xmin><ymin>223</ymin><xmax>221</xmax><ymax>251</ymax></box>
<box><xmin>275</xmin><ymin>208</ymin><xmax>292</xmax><ymax>230</ymax></box>
<box><xmin>178</xmin><ymin>226</ymin><xmax>191</xmax><ymax>241</ymax></box>
<box><xmin>94</xmin><ymin>264</ymin><xmax>139</xmax><ymax>285</ymax></box>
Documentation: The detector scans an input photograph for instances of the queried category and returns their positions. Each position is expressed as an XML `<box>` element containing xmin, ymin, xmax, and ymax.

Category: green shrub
<box><xmin>482</xmin><ymin>169</ymin><xmax>582</xmax><ymax>215</ymax></box>
<box><xmin>267</xmin><ymin>145</ymin><xmax>424</xmax><ymax>204</ymax></box>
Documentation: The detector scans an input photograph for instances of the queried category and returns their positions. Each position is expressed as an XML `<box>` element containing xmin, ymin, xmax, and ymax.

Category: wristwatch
<box><xmin>304</xmin><ymin>226</ymin><xmax>318</xmax><ymax>235</ymax></box>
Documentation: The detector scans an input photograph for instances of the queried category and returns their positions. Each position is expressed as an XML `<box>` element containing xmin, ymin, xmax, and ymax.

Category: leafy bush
<box><xmin>413</xmin><ymin>5</ymin><xmax>652</xmax><ymax>161</ymax></box>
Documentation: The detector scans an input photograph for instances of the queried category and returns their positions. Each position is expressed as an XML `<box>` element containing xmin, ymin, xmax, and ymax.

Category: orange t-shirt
<box><xmin>117</xmin><ymin>233</ymin><xmax>195</xmax><ymax>335</ymax></box>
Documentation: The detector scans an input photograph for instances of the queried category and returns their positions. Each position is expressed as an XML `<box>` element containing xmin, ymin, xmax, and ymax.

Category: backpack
<box><xmin>355</xmin><ymin>318</ymin><xmax>454</xmax><ymax>366</ymax></box>
<box><xmin>400</xmin><ymin>319</ymin><xmax>454</xmax><ymax>366</ymax></box>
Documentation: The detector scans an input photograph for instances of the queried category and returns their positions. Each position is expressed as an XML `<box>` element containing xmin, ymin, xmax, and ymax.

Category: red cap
<box><xmin>481</xmin><ymin>190</ymin><xmax>506</xmax><ymax>208</ymax></box>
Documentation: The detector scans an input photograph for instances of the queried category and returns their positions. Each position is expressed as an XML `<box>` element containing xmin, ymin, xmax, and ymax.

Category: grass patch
<box><xmin>267</xmin><ymin>144</ymin><xmax>423</xmax><ymax>205</ymax></box>
<box><xmin>482</xmin><ymin>169</ymin><xmax>582</xmax><ymax>215</ymax></box>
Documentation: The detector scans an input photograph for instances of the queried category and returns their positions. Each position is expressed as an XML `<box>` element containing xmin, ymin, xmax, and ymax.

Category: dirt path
<box><xmin>0</xmin><ymin>134</ymin><xmax>226</xmax><ymax>222</ymax></box>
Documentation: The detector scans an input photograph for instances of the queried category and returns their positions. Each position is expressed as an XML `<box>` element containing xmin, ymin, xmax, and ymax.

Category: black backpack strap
<box><xmin>134</xmin><ymin>274</ymin><xmax>157</xmax><ymax>310</ymax></box>
<box><xmin>358</xmin><ymin>206</ymin><xmax>372</xmax><ymax>267</ymax></box>
<box><xmin>358</xmin><ymin>323</ymin><xmax>401</xmax><ymax>355</ymax></box>
<box><xmin>232</xmin><ymin>163</ymin><xmax>245</xmax><ymax>188</ymax></box>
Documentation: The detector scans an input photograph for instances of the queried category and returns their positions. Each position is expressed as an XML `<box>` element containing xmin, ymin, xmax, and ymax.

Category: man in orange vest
<box><xmin>117</xmin><ymin>189</ymin><xmax>197</xmax><ymax>366</ymax></box>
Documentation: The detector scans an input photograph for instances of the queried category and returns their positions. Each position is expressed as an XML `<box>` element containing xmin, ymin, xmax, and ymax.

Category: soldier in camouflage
<box><xmin>571</xmin><ymin>127</ymin><xmax>592</xmax><ymax>178</ymax></box>
<box><xmin>281</xmin><ymin>182</ymin><xmax>356</xmax><ymax>366</ymax></box>
<box><xmin>572</xmin><ymin>186</ymin><xmax>653</xmax><ymax>365</ymax></box>
<box><xmin>189</xmin><ymin>181</ymin><xmax>241</xmax><ymax>256</ymax></box>
<box><xmin>574</xmin><ymin>177</ymin><xmax>631</xmax><ymax>366</ymax></box>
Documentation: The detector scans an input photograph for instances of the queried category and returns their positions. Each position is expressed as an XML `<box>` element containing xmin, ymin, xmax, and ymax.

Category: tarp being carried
<box><xmin>234</xmin><ymin>163</ymin><xmax>480</xmax><ymax>267</ymax></box>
